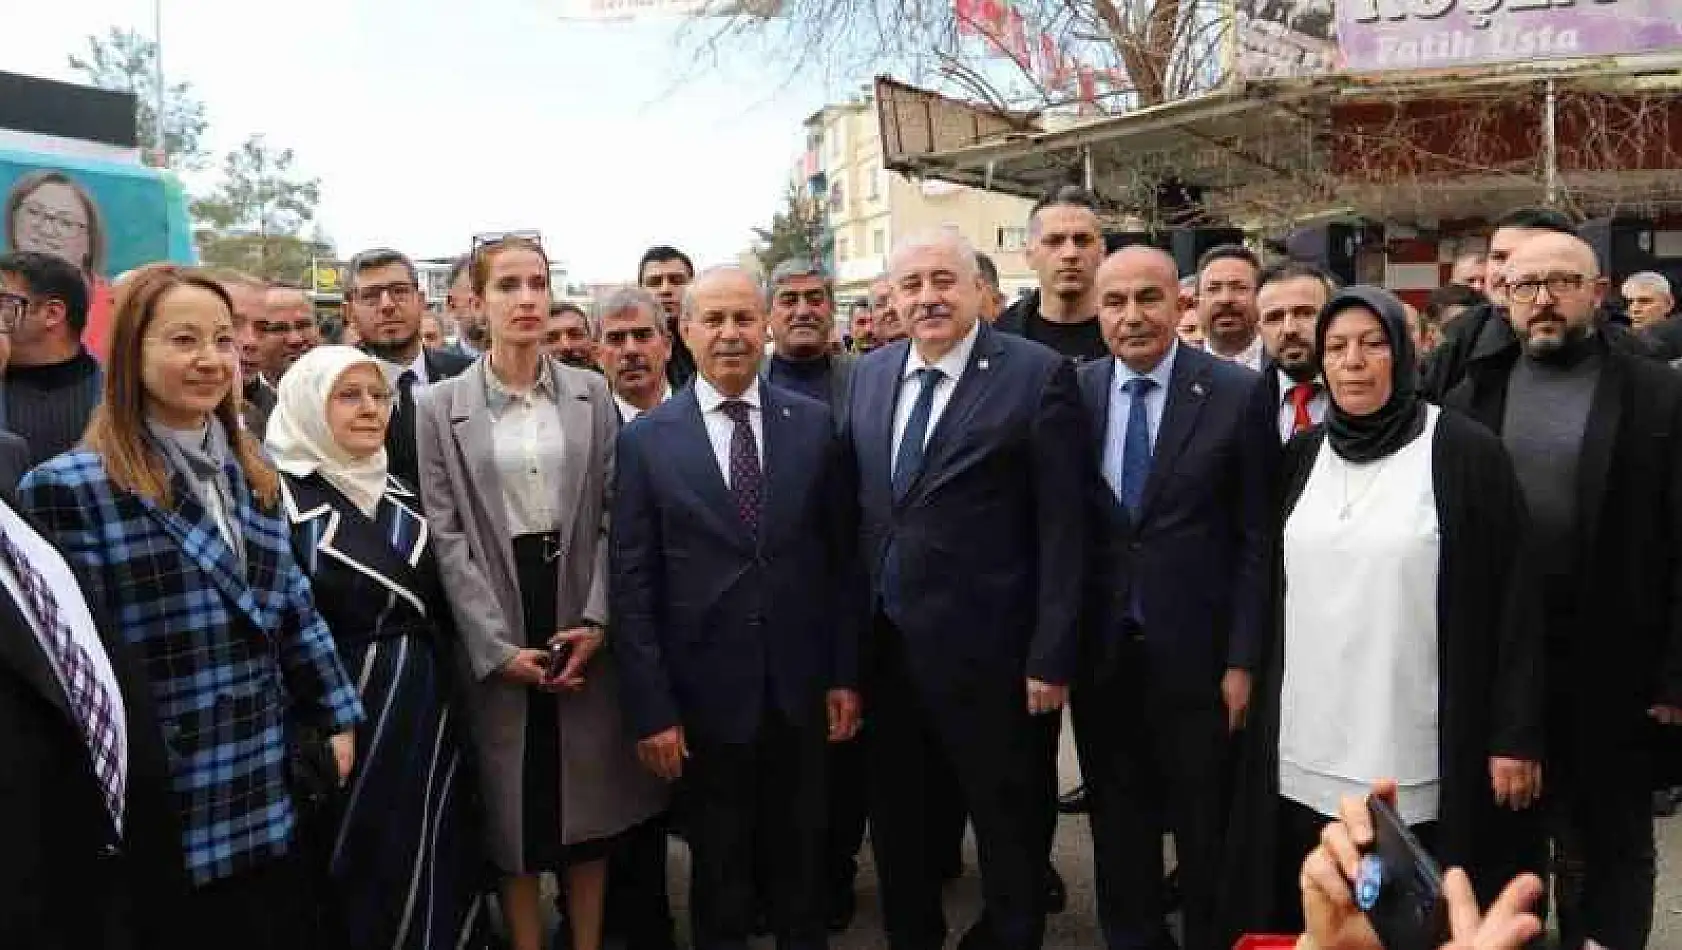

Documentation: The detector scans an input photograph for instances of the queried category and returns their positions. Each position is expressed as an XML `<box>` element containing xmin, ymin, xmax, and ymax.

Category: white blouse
<box><xmin>486</xmin><ymin>362</ymin><xmax>565</xmax><ymax>537</ymax></box>
<box><xmin>1279</xmin><ymin>404</ymin><xmax>1443</xmax><ymax>824</ymax></box>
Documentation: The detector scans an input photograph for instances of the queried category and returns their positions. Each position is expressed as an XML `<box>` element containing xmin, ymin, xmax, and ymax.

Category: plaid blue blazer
<box><xmin>16</xmin><ymin>449</ymin><xmax>363</xmax><ymax>887</ymax></box>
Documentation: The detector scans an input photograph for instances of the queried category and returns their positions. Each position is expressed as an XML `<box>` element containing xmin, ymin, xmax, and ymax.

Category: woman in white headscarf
<box><xmin>267</xmin><ymin>345</ymin><xmax>487</xmax><ymax>950</ymax></box>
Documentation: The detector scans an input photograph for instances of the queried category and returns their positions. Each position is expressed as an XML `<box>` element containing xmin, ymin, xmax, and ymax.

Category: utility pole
<box><xmin>154</xmin><ymin>0</ymin><xmax>167</xmax><ymax>163</ymax></box>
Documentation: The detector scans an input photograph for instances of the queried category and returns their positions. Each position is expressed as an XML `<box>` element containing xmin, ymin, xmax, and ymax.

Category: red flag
<box><xmin>954</xmin><ymin>0</ymin><xmax>981</xmax><ymax>35</ymax></box>
<box><xmin>1077</xmin><ymin>66</ymin><xmax>1097</xmax><ymax>105</ymax></box>
<box><xmin>1005</xmin><ymin>8</ymin><xmax>1031</xmax><ymax>67</ymax></box>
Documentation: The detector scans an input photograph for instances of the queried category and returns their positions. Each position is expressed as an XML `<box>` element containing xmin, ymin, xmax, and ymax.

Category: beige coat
<box><xmin>416</xmin><ymin>356</ymin><xmax>665</xmax><ymax>873</ymax></box>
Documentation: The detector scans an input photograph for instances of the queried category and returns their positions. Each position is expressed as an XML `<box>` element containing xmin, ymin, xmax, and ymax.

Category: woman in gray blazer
<box><xmin>416</xmin><ymin>237</ymin><xmax>664</xmax><ymax>950</ymax></box>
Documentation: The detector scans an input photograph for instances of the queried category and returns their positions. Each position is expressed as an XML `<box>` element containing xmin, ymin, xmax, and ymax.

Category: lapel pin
<box><xmin>978</xmin><ymin>359</ymin><xmax>990</xmax><ymax>371</ymax></box>
<box><xmin>1192</xmin><ymin>382</ymin><xmax>1206</xmax><ymax>396</ymax></box>
<box><xmin>781</xmin><ymin>407</ymin><xmax>791</xmax><ymax>418</ymax></box>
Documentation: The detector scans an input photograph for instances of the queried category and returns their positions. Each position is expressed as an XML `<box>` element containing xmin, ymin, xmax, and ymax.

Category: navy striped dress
<box><xmin>284</xmin><ymin>472</ymin><xmax>488</xmax><ymax>950</ymax></box>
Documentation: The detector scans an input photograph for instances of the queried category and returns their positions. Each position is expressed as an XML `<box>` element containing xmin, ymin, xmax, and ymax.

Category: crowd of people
<box><xmin>1</xmin><ymin>183</ymin><xmax>1680</xmax><ymax>950</ymax></box>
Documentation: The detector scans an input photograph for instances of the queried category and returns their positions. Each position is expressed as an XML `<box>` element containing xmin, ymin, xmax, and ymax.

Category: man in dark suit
<box><xmin>1253</xmin><ymin>261</ymin><xmax>1335</xmax><ymax>444</ymax></box>
<box><xmin>1444</xmin><ymin>232</ymin><xmax>1682</xmax><ymax>950</ymax></box>
<box><xmin>341</xmin><ymin>249</ymin><xmax>474</xmax><ymax>492</ymax></box>
<box><xmin>846</xmin><ymin>231</ymin><xmax>1086</xmax><ymax>950</ymax></box>
<box><xmin>203</xmin><ymin>269</ymin><xmax>278</xmax><ymax>439</ymax></box>
<box><xmin>0</xmin><ymin>497</ymin><xmax>186</xmax><ymax>948</ymax></box>
<box><xmin>1071</xmin><ymin>246</ymin><xmax>1274</xmax><ymax>950</ymax></box>
<box><xmin>761</xmin><ymin>256</ymin><xmax>865</xmax><ymax>926</ymax></box>
<box><xmin>613</xmin><ymin>266</ymin><xmax>861</xmax><ymax>950</ymax></box>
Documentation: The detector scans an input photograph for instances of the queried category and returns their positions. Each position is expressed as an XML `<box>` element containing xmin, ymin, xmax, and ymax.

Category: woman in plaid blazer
<box><xmin>17</xmin><ymin>265</ymin><xmax>363</xmax><ymax>950</ymax></box>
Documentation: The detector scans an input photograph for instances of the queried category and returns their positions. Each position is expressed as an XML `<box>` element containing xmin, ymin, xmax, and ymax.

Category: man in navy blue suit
<box><xmin>846</xmin><ymin>231</ymin><xmax>1087</xmax><ymax>950</ymax></box>
<box><xmin>611</xmin><ymin>266</ymin><xmax>862</xmax><ymax>950</ymax></box>
<box><xmin>1071</xmin><ymin>246</ymin><xmax>1274</xmax><ymax>950</ymax></box>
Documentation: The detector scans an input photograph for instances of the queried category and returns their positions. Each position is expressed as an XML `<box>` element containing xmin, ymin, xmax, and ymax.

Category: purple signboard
<box><xmin>1337</xmin><ymin>0</ymin><xmax>1682</xmax><ymax>72</ymax></box>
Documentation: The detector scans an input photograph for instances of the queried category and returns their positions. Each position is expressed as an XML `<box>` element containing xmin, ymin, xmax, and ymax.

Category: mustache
<box><xmin>908</xmin><ymin>303</ymin><xmax>953</xmax><ymax>321</ymax></box>
<box><xmin>711</xmin><ymin>343</ymin><xmax>754</xmax><ymax>356</ymax></box>
<box><xmin>1278</xmin><ymin>332</ymin><xmax>1313</xmax><ymax>349</ymax></box>
<box><xmin>1212</xmin><ymin>304</ymin><xmax>1245</xmax><ymax>319</ymax></box>
<box><xmin>617</xmin><ymin>355</ymin><xmax>651</xmax><ymax>373</ymax></box>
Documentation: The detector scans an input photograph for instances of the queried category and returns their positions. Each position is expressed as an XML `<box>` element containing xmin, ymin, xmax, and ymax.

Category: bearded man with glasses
<box><xmin>1443</xmin><ymin>230</ymin><xmax>1682</xmax><ymax>950</ymax></box>
<box><xmin>0</xmin><ymin>250</ymin><xmax>102</xmax><ymax>468</ymax></box>
<box><xmin>342</xmin><ymin>248</ymin><xmax>474</xmax><ymax>494</ymax></box>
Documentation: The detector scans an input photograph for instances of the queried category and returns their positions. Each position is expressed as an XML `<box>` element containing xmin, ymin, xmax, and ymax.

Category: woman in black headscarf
<box><xmin>1222</xmin><ymin>285</ymin><xmax>1546</xmax><ymax>938</ymax></box>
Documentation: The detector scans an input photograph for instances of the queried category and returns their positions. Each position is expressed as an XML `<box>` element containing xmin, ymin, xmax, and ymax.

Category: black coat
<box><xmin>1444</xmin><ymin>325</ymin><xmax>1682</xmax><ymax>718</ymax></box>
<box><xmin>1222</xmin><ymin>409</ymin><xmax>1544</xmax><ymax>936</ymax></box>
<box><xmin>0</xmin><ymin>506</ymin><xmax>187</xmax><ymax>949</ymax></box>
<box><xmin>384</xmin><ymin>347</ymin><xmax>475</xmax><ymax>497</ymax></box>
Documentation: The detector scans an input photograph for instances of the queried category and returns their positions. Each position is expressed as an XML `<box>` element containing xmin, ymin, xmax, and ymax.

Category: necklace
<box><xmin>1338</xmin><ymin>454</ymin><xmax>1394</xmax><ymax>521</ymax></box>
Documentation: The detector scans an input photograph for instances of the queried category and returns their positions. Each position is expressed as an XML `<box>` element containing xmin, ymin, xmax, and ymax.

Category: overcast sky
<box><xmin>5</xmin><ymin>0</ymin><xmax>849</xmax><ymax>283</ymax></box>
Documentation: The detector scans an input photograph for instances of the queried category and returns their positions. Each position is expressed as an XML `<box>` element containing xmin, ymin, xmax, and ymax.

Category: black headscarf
<box><xmin>1315</xmin><ymin>284</ymin><xmax>1427</xmax><ymax>464</ymax></box>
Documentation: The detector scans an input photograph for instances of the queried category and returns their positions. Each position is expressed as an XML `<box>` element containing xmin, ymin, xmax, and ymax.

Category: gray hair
<box><xmin>1624</xmin><ymin>271</ymin><xmax>1673</xmax><ymax>297</ymax></box>
<box><xmin>888</xmin><ymin>230</ymin><xmax>980</xmax><ymax>281</ymax></box>
<box><xmin>766</xmin><ymin>256</ymin><xmax>834</xmax><ymax>305</ymax></box>
<box><xmin>591</xmin><ymin>285</ymin><xmax>666</xmax><ymax>340</ymax></box>
<box><xmin>680</xmin><ymin>265</ymin><xmax>764</xmax><ymax>323</ymax></box>
<box><xmin>344</xmin><ymin>248</ymin><xmax>419</xmax><ymax>294</ymax></box>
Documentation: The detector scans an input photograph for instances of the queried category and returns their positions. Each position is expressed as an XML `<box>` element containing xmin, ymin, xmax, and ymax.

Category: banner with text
<box><xmin>1338</xmin><ymin>0</ymin><xmax>1682</xmax><ymax>72</ymax></box>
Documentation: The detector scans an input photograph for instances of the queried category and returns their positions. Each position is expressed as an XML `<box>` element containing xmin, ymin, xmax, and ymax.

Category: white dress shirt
<box><xmin>615</xmin><ymin>385</ymin><xmax>671</xmax><ymax>424</ymax></box>
<box><xmin>486</xmin><ymin>362</ymin><xmax>566</xmax><ymax>535</ymax></box>
<box><xmin>0</xmin><ymin>500</ymin><xmax>127</xmax><ymax>787</ymax></box>
<box><xmin>891</xmin><ymin>318</ymin><xmax>982</xmax><ymax>469</ymax></box>
<box><xmin>1279</xmin><ymin>405</ymin><xmax>1442</xmax><ymax>824</ymax></box>
<box><xmin>1103</xmin><ymin>343</ymin><xmax>1180</xmax><ymax>496</ymax></box>
<box><xmin>1211</xmin><ymin>333</ymin><xmax>1265</xmax><ymax>372</ymax></box>
<box><xmin>695</xmin><ymin>375</ymin><xmax>764</xmax><ymax>489</ymax></box>
<box><xmin>1275</xmin><ymin>371</ymin><xmax>1331</xmax><ymax>443</ymax></box>
<box><xmin>377</xmin><ymin>349</ymin><xmax>432</xmax><ymax>392</ymax></box>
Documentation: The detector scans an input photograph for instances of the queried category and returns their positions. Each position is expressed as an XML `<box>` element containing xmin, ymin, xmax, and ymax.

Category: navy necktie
<box><xmin>892</xmin><ymin>367</ymin><xmax>945</xmax><ymax>500</ymax></box>
<box><xmin>720</xmin><ymin>399</ymin><xmax>763</xmax><ymax>538</ymax></box>
<box><xmin>1119</xmin><ymin>376</ymin><xmax>1157</xmax><ymax>515</ymax></box>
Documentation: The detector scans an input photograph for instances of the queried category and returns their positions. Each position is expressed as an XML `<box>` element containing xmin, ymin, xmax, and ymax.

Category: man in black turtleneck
<box><xmin>764</xmin><ymin>257</ymin><xmax>854</xmax><ymax>424</ymax></box>
<box><xmin>0</xmin><ymin>251</ymin><xmax>102</xmax><ymax>467</ymax></box>
<box><xmin>1444</xmin><ymin>231</ymin><xmax>1682</xmax><ymax>950</ymax></box>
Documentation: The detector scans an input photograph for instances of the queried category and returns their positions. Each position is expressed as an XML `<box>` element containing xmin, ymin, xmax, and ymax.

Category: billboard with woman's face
<box><xmin>0</xmin><ymin>150</ymin><xmax>195</xmax><ymax>360</ymax></box>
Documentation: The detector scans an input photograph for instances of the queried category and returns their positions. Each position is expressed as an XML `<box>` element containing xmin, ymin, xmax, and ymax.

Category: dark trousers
<box><xmin>1071</xmin><ymin>658</ymin><xmax>1227</xmax><ymax>950</ymax></box>
<box><xmin>865</xmin><ymin>616</ymin><xmax>1056</xmax><ymax>950</ymax></box>
<box><xmin>825</xmin><ymin>734</ymin><xmax>870</xmax><ymax>894</ymax></box>
<box><xmin>605</xmin><ymin>816</ymin><xmax>677</xmax><ymax>950</ymax></box>
<box><xmin>684</xmin><ymin>705</ymin><xmax>828</xmax><ymax>950</ymax></box>
<box><xmin>178</xmin><ymin>856</ymin><xmax>312</xmax><ymax>950</ymax></box>
<box><xmin>1545</xmin><ymin>692</ymin><xmax>1656</xmax><ymax>950</ymax></box>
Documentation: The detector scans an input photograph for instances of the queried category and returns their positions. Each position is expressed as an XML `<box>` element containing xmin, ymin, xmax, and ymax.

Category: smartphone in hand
<box><xmin>545</xmin><ymin>640</ymin><xmax>575</xmax><ymax>680</ymax></box>
<box><xmin>1357</xmin><ymin>795</ymin><xmax>1449</xmax><ymax>950</ymax></box>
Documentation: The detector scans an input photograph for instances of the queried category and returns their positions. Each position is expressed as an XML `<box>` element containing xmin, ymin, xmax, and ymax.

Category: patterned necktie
<box><xmin>892</xmin><ymin>367</ymin><xmax>945</xmax><ymax>500</ymax></box>
<box><xmin>0</xmin><ymin>529</ymin><xmax>125</xmax><ymax>832</ymax></box>
<box><xmin>1118</xmin><ymin>376</ymin><xmax>1157</xmax><ymax>515</ymax></box>
<box><xmin>720</xmin><ymin>399</ymin><xmax>763</xmax><ymax>537</ymax></box>
<box><xmin>1288</xmin><ymin>382</ymin><xmax>1318</xmax><ymax>435</ymax></box>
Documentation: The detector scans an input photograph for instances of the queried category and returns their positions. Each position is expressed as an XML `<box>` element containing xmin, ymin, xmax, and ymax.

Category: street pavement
<box><xmin>650</xmin><ymin>720</ymin><xmax>1682</xmax><ymax>949</ymax></box>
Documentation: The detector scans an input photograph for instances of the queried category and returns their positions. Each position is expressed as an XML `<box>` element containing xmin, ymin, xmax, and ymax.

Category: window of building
<box><xmin>837</xmin><ymin>237</ymin><xmax>850</xmax><ymax>261</ymax></box>
<box><xmin>872</xmin><ymin>229</ymin><xmax>886</xmax><ymax>256</ymax></box>
<box><xmin>829</xmin><ymin>181</ymin><xmax>845</xmax><ymax>213</ymax></box>
<box><xmin>867</xmin><ymin>166</ymin><xmax>881</xmax><ymax>201</ymax></box>
<box><xmin>997</xmin><ymin>226</ymin><xmax>1029</xmax><ymax>252</ymax></box>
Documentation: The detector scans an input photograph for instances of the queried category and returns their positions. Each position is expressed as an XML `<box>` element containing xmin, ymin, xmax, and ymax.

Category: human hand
<box><xmin>1300</xmin><ymin>781</ymin><xmax>1391</xmax><ymax>950</ymax></box>
<box><xmin>637</xmin><ymin>726</ymin><xmax>689</xmax><ymax>782</ymax></box>
<box><xmin>1650</xmin><ymin>704</ymin><xmax>1682</xmax><ymax>726</ymax></box>
<box><xmin>547</xmin><ymin>626</ymin><xmax>605</xmax><ymax>691</ymax></box>
<box><xmin>1439</xmin><ymin>868</ymin><xmax>1544</xmax><ymax>949</ymax></box>
<box><xmin>827</xmin><ymin>689</ymin><xmax>862</xmax><ymax>742</ymax></box>
<box><xmin>498</xmin><ymin>648</ymin><xmax>551</xmax><ymax>687</ymax></box>
<box><xmin>1490</xmin><ymin>757</ymin><xmax>1542</xmax><ymax>810</ymax></box>
<box><xmin>1027</xmin><ymin>678</ymin><xmax>1068</xmax><ymax>716</ymax></box>
<box><xmin>329</xmin><ymin>731</ymin><xmax>356</xmax><ymax>786</ymax></box>
<box><xmin>1223</xmin><ymin>667</ymin><xmax>1253</xmax><ymax>733</ymax></box>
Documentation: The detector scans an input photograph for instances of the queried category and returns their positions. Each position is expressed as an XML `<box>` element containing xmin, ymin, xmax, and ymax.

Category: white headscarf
<box><xmin>265</xmin><ymin>345</ymin><xmax>391</xmax><ymax>518</ymax></box>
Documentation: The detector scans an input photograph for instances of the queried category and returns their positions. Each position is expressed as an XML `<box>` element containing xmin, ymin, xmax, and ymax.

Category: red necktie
<box><xmin>1288</xmin><ymin>382</ymin><xmax>1317</xmax><ymax>435</ymax></box>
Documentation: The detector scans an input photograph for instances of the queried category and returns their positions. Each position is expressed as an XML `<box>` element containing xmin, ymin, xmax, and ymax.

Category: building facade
<box><xmin>802</xmin><ymin>93</ymin><xmax>1040</xmax><ymax>303</ymax></box>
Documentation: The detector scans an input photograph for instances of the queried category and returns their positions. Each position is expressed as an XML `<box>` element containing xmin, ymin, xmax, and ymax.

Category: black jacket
<box><xmin>1443</xmin><ymin>325</ymin><xmax>1682</xmax><ymax>717</ymax></box>
<box><xmin>1222</xmin><ymin>409</ymin><xmax>1543</xmax><ymax>935</ymax></box>
<box><xmin>0</xmin><ymin>506</ymin><xmax>187</xmax><ymax>949</ymax></box>
<box><xmin>1640</xmin><ymin>310</ymin><xmax>1682</xmax><ymax>362</ymax></box>
<box><xmin>1422</xmin><ymin>301</ymin><xmax>1660</xmax><ymax>400</ymax></box>
<box><xmin>384</xmin><ymin>347</ymin><xmax>475</xmax><ymax>496</ymax></box>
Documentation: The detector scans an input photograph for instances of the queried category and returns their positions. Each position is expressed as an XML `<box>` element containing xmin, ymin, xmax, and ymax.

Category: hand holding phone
<box><xmin>545</xmin><ymin>640</ymin><xmax>574</xmax><ymax>681</ymax></box>
<box><xmin>1357</xmin><ymin>796</ymin><xmax>1449</xmax><ymax>950</ymax></box>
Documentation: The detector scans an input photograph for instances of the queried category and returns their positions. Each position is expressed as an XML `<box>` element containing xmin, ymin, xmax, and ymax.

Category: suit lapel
<box><xmin>0</xmin><ymin>583</ymin><xmax>73</xmax><ymax>720</ymax></box>
<box><xmin>1140</xmin><ymin>349</ymin><xmax>1210</xmax><ymax>517</ymax></box>
<box><xmin>449</xmin><ymin>369</ymin><xmax>515</xmax><ymax>546</ymax></box>
<box><xmin>670</xmin><ymin>388</ymin><xmax>755</xmax><ymax>551</ymax></box>
<box><xmin>1079</xmin><ymin>358</ymin><xmax>1114</xmax><ymax>465</ymax></box>
<box><xmin>1575</xmin><ymin>349</ymin><xmax>1624</xmax><ymax>558</ymax></box>
<box><xmin>759</xmin><ymin>387</ymin><xmax>801</xmax><ymax>550</ymax></box>
<box><xmin>862</xmin><ymin>343</ymin><xmax>908</xmax><ymax>498</ymax></box>
<box><xmin>136</xmin><ymin>469</ymin><xmax>273</xmax><ymax>636</ymax></box>
<box><xmin>903</xmin><ymin>325</ymin><xmax>1003</xmax><ymax>503</ymax></box>
<box><xmin>549</xmin><ymin>360</ymin><xmax>593</xmax><ymax>553</ymax></box>
<box><xmin>285</xmin><ymin>475</ymin><xmax>429</xmax><ymax>618</ymax></box>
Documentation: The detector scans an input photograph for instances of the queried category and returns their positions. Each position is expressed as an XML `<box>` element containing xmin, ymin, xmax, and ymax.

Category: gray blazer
<box><xmin>416</xmin><ymin>357</ymin><xmax>665</xmax><ymax>872</ymax></box>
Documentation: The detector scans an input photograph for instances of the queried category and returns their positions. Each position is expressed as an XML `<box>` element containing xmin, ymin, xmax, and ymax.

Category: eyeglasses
<box><xmin>20</xmin><ymin>200</ymin><xmax>89</xmax><ymax>235</ymax></box>
<box><xmin>1508</xmin><ymin>274</ymin><xmax>1587</xmax><ymax>303</ymax></box>
<box><xmin>0</xmin><ymin>291</ymin><xmax>28</xmax><ymax>332</ymax></box>
<box><xmin>350</xmin><ymin>282</ymin><xmax>416</xmax><ymax>307</ymax></box>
